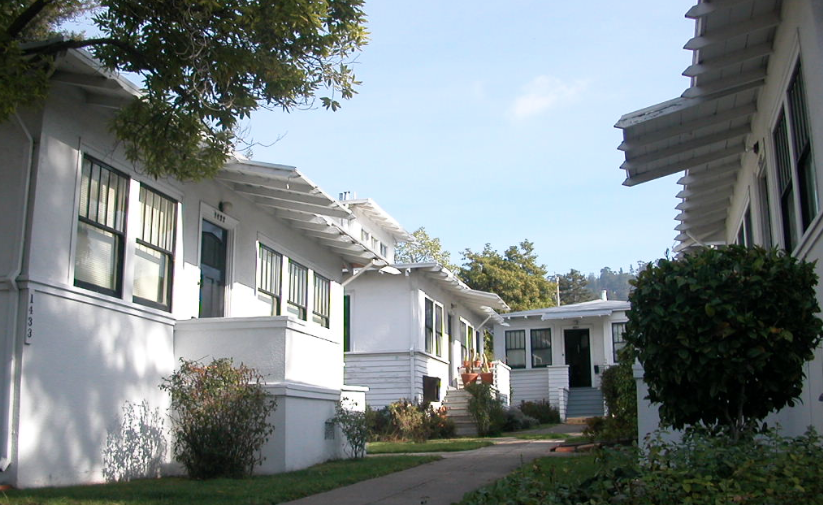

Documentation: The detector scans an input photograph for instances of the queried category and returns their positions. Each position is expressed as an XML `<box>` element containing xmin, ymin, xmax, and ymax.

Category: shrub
<box><xmin>628</xmin><ymin>246</ymin><xmax>823</xmax><ymax>439</ymax></box>
<box><xmin>426</xmin><ymin>404</ymin><xmax>456</xmax><ymax>439</ymax></box>
<box><xmin>333</xmin><ymin>399</ymin><xmax>368</xmax><ymax>459</ymax></box>
<box><xmin>160</xmin><ymin>358</ymin><xmax>276</xmax><ymax>479</ymax></box>
<box><xmin>465</xmin><ymin>383</ymin><xmax>506</xmax><ymax>436</ymax></box>
<box><xmin>502</xmin><ymin>407</ymin><xmax>539</xmax><ymax>432</ymax></box>
<box><xmin>519</xmin><ymin>400</ymin><xmax>560</xmax><ymax>424</ymax></box>
<box><xmin>388</xmin><ymin>399</ymin><xmax>429</xmax><ymax>442</ymax></box>
<box><xmin>367</xmin><ymin>400</ymin><xmax>455</xmax><ymax>442</ymax></box>
<box><xmin>103</xmin><ymin>400</ymin><xmax>167</xmax><ymax>482</ymax></box>
<box><xmin>588</xmin><ymin>346</ymin><xmax>637</xmax><ymax>442</ymax></box>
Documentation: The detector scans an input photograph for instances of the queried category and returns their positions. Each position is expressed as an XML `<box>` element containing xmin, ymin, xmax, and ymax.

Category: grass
<box><xmin>367</xmin><ymin>438</ymin><xmax>494</xmax><ymax>454</ymax></box>
<box><xmin>3</xmin><ymin>456</ymin><xmax>439</xmax><ymax>505</ymax></box>
<box><xmin>457</xmin><ymin>454</ymin><xmax>600</xmax><ymax>504</ymax></box>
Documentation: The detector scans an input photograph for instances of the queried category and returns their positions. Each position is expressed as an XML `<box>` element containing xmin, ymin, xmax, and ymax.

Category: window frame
<box><xmin>612</xmin><ymin>322</ymin><xmax>627</xmax><ymax>362</ymax></box>
<box><xmin>505</xmin><ymin>329</ymin><xmax>526</xmax><ymax>369</ymax></box>
<box><xmin>73</xmin><ymin>156</ymin><xmax>129</xmax><ymax>298</ymax></box>
<box><xmin>287</xmin><ymin>260</ymin><xmax>309</xmax><ymax>320</ymax></box>
<box><xmin>434</xmin><ymin>303</ymin><xmax>444</xmax><ymax>357</ymax></box>
<box><xmin>530</xmin><ymin>328</ymin><xmax>552</xmax><ymax>368</ymax></box>
<box><xmin>132</xmin><ymin>185</ymin><xmax>177</xmax><ymax>311</ymax></box>
<box><xmin>312</xmin><ymin>273</ymin><xmax>331</xmax><ymax>328</ymax></box>
<box><xmin>424</xmin><ymin>298</ymin><xmax>434</xmax><ymax>354</ymax></box>
<box><xmin>257</xmin><ymin>243</ymin><xmax>283</xmax><ymax>315</ymax></box>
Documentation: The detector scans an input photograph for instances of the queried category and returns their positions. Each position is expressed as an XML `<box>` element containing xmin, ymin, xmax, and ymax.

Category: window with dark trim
<box><xmin>757</xmin><ymin>164</ymin><xmax>773</xmax><ymax>248</ymax></box>
<box><xmin>434</xmin><ymin>304</ymin><xmax>443</xmax><ymax>357</ymax></box>
<box><xmin>773</xmin><ymin>62</ymin><xmax>818</xmax><ymax>251</ymax></box>
<box><xmin>505</xmin><ymin>329</ymin><xmax>526</xmax><ymax>369</ymax></box>
<box><xmin>287</xmin><ymin>261</ymin><xmax>308</xmax><ymax>319</ymax></box>
<box><xmin>343</xmin><ymin>295</ymin><xmax>351</xmax><ymax>351</ymax></box>
<box><xmin>74</xmin><ymin>157</ymin><xmax>128</xmax><ymax>296</ymax></box>
<box><xmin>530</xmin><ymin>328</ymin><xmax>551</xmax><ymax>367</ymax></box>
<box><xmin>736</xmin><ymin>206</ymin><xmax>753</xmax><ymax>247</ymax></box>
<box><xmin>460</xmin><ymin>320</ymin><xmax>468</xmax><ymax>362</ymax></box>
<box><xmin>257</xmin><ymin>244</ymin><xmax>283</xmax><ymax>315</ymax></box>
<box><xmin>612</xmin><ymin>322</ymin><xmax>627</xmax><ymax>362</ymax></box>
<box><xmin>312</xmin><ymin>273</ymin><xmax>331</xmax><ymax>328</ymax></box>
<box><xmin>424</xmin><ymin>298</ymin><xmax>434</xmax><ymax>353</ymax></box>
<box><xmin>133</xmin><ymin>186</ymin><xmax>176</xmax><ymax>310</ymax></box>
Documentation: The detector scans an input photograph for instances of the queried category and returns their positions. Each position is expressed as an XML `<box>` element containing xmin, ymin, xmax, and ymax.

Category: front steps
<box><xmin>566</xmin><ymin>387</ymin><xmax>604</xmax><ymax>419</ymax></box>
<box><xmin>442</xmin><ymin>389</ymin><xmax>477</xmax><ymax>436</ymax></box>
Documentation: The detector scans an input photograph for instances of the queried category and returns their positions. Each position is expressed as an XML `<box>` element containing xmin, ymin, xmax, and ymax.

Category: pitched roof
<box><xmin>342</xmin><ymin>198</ymin><xmax>412</xmax><ymax>242</ymax></box>
<box><xmin>502</xmin><ymin>299</ymin><xmax>630</xmax><ymax>321</ymax></box>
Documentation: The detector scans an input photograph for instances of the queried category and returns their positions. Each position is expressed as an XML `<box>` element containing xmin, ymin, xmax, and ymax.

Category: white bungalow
<box><xmin>492</xmin><ymin>298</ymin><xmax>629</xmax><ymax>420</ymax></box>
<box><xmin>616</xmin><ymin>0</ymin><xmax>823</xmax><ymax>438</ymax></box>
<box><xmin>0</xmin><ymin>49</ymin><xmax>384</xmax><ymax>488</ymax></box>
<box><xmin>339</xmin><ymin>197</ymin><xmax>510</xmax><ymax>408</ymax></box>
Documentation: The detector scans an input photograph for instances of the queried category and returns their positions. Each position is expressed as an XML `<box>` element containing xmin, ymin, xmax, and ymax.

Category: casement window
<box><xmin>380</xmin><ymin>243</ymin><xmax>388</xmax><ymax>257</ymax></box>
<box><xmin>361</xmin><ymin>229</ymin><xmax>370</xmax><ymax>243</ymax></box>
<box><xmin>287</xmin><ymin>261</ymin><xmax>308</xmax><ymax>319</ymax></box>
<box><xmin>133</xmin><ymin>187</ymin><xmax>176</xmax><ymax>310</ymax></box>
<box><xmin>434</xmin><ymin>304</ymin><xmax>443</xmax><ymax>357</ymax></box>
<box><xmin>74</xmin><ymin>157</ymin><xmax>129</xmax><ymax>296</ymax></box>
<box><xmin>505</xmin><ymin>329</ymin><xmax>526</xmax><ymax>369</ymax></box>
<box><xmin>343</xmin><ymin>295</ymin><xmax>351</xmax><ymax>351</ymax></box>
<box><xmin>313</xmin><ymin>274</ymin><xmax>331</xmax><ymax>328</ymax></box>
<box><xmin>736</xmin><ymin>206</ymin><xmax>753</xmax><ymax>247</ymax></box>
<box><xmin>424</xmin><ymin>298</ymin><xmax>434</xmax><ymax>353</ymax></box>
<box><xmin>757</xmin><ymin>164</ymin><xmax>773</xmax><ymax>248</ymax></box>
<box><xmin>773</xmin><ymin>62</ymin><xmax>818</xmax><ymax>251</ymax></box>
<box><xmin>612</xmin><ymin>322</ymin><xmax>627</xmax><ymax>362</ymax></box>
<box><xmin>257</xmin><ymin>244</ymin><xmax>283</xmax><ymax>315</ymax></box>
<box><xmin>459</xmin><ymin>320</ymin><xmax>468</xmax><ymax>362</ymax></box>
<box><xmin>530</xmin><ymin>328</ymin><xmax>551</xmax><ymax>368</ymax></box>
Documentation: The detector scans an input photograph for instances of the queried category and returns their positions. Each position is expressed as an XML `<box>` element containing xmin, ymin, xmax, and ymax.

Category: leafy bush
<box><xmin>160</xmin><ymin>358</ymin><xmax>276</xmax><ymax>479</ymax></box>
<box><xmin>586</xmin><ymin>346</ymin><xmax>637</xmax><ymax>442</ymax></box>
<box><xmin>502</xmin><ymin>407</ymin><xmax>539</xmax><ymax>432</ymax></box>
<box><xmin>103</xmin><ymin>400</ymin><xmax>167</xmax><ymax>482</ymax></box>
<box><xmin>628</xmin><ymin>246</ymin><xmax>823</xmax><ymax>438</ymax></box>
<box><xmin>367</xmin><ymin>400</ymin><xmax>455</xmax><ymax>442</ymax></box>
<box><xmin>427</xmin><ymin>404</ymin><xmax>456</xmax><ymax>439</ymax></box>
<box><xmin>465</xmin><ymin>383</ymin><xmax>506</xmax><ymax>436</ymax></box>
<box><xmin>333</xmin><ymin>400</ymin><xmax>368</xmax><ymax>459</ymax></box>
<box><xmin>388</xmin><ymin>399</ymin><xmax>429</xmax><ymax>442</ymax></box>
<box><xmin>519</xmin><ymin>400</ymin><xmax>560</xmax><ymax>424</ymax></box>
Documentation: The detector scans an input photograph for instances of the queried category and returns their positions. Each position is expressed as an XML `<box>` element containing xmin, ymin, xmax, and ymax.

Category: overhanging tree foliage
<box><xmin>2</xmin><ymin>0</ymin><xmax>367</xmax><ymax>180</ymax></box>
<box><xmin>627</xmin><ymin>246</ymin><xmax>823</xmax><ymax>439</ymax></box>
<box><xmin>460</xmin><ymin>240</ymin><xmax>556</xmax><ymax>312</ymax></box>
<box><xmin>394</xmin><ymin>227</ymin><xmax>457</xmax><ymax>271</ymax></box>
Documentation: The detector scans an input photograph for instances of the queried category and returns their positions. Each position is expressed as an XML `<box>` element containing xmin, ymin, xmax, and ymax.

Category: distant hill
<box><xmin>585</xmin><ymin>263</ymin><xmax>646</xmax><ymax>301</ymax></box>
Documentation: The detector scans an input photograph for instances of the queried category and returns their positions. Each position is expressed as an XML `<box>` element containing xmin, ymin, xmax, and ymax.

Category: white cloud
<box><xmin>508</xmin><ymin>75</ymin><xmax>588</xmax><ymax>120</ymax></box>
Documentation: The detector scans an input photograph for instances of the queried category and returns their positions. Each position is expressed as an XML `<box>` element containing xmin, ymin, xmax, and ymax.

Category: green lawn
<box><xmin>457</xmin><ymin>454</ymin><xmax>599</xmax><ymax>504</ymax></box>
<box><xmin>367</xmin><ymin>438</ymin><xmax>494</xmax><ymax>454</ymax></box>
<box><xmin>4</xmin><ymin>456</ymin><xmax>439</xmax><ymax>505</ymax></box>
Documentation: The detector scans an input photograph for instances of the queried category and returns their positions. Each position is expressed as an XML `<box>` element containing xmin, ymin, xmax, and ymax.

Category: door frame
<box><xmin>199</xmin><ymin>202</ymin><xmax>238</xmax><ymax>317</ymax></box>
<box><xmin>562</xmin><ymin>325</ymin><xmax>593</xmax><ymax>388</ymax></box>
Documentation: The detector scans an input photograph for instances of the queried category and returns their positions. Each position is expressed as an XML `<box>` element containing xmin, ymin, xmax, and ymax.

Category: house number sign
<box><xmin>25</xmin><ymin>292</ymin><xmax>34</xmax><ymax>345</ymax></box>
<box><xmin>213</xmin><ymin>210</ymin><xmax>227</xmax><ymax>224</ymax></box>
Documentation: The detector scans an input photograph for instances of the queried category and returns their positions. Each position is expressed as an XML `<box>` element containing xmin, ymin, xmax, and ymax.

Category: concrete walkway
<box><xmin>279</xmin><ymin>438</ymin><xmax>577</xmax><ymax>505</ymax></box>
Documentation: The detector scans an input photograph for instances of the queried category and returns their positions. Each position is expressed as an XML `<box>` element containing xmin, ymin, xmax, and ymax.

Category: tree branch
<box><xmin>7</xmin><ymin>0</ymin><xmax>55</xmax><ymax>39</ymax></box>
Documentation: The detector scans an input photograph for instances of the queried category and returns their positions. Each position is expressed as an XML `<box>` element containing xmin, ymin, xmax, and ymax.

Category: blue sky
<box><xmin>245</xmin><ymin>1</ymin><xmax>697</xmax><ymax>275</ymax></box>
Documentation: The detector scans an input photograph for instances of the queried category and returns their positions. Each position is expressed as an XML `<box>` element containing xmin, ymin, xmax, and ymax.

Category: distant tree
<box><xmin>394</xmin><ymin>227</ymin><xmax>457</xmax><ymax>271</ymax></box>
<box><xmin>460</xmin><ymin>240</ymin><xmax>556</xmax><ymax>312</ymax></box>
<box><xmin>586</xmin><ymin>266</ymin><xmax>637</xmax><ymax>301</ymax></box>
<box><xmin>558</xmin><ymin>269</ymin><xmax>596</xmax><ymax>305</ymax></box>
<box><xmin>2</xmin><ymin>0</ymin><xmax>367</xmax><ymax>180</ymax></box>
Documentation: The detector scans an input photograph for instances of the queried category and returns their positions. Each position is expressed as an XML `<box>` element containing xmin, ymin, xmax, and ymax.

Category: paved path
<box><xmin>279</xmin><ymin>438</ymin><xmax>577</xmax><ymax>505</ymax></box>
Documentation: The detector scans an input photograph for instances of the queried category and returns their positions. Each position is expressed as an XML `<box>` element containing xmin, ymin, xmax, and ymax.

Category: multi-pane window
<box><xmin>74</xmin><ymin>157</ymin><xmax>129</xmax><ymax>296</ymax></box>
<box><xmin>313</xmin><ymin>274</ymin><xmax>331</xmax><ymax>328</ymax></box>
<box><xmin>133</xmin><ymin>187</ymin><xmax>176</xmax><ymax>310</ymax></box>
<box><xmin>380</xmin><ymin>243</ymin><xmax>388</xmax><ymax>257</ymax></box>
<box><xmin>612</xmin><ymin>322</ymin><xmax>627</xmax><ymax>362</ymax></box>
<box><xmin>736</xmin><ymin>206</ymin><xmax>753</xmax><ymax>247</ymax></box>
<box><xmin>343</xmin><ymin>295</ymin><xmax>351</xmax><ymax>351</ymax></box>
<box><xmin>773</xmin><ymin>62</ymin><xmax>818</xmax><ymax>251</ymax></box>
<box><xmin>505</xmin><ymin>330</ymin><xmax>526</xmax><ymax>369</ymax></box>
<box><xmin>530</xmin><ymin>328</ymin><xmax>551</xmax><ymax>367</ymax></box>
<box><xmin>434</xmin><ymin>304</ymin><xmax>443</xmax><ymax>357</ymax></box>
<box><xmin>424</xmin><ymin>298</ymin><xmax>434</xmax><ymax>353</ymax></box>
<box><xmin>257</xmin><ymin>244</ymin><xmax>283</xmax><ymax>315</ymax></box>
<box><xmin>758</xmin><ymin>164</ymin><xmax>773</xmax><ymax>248</ymax></box>
<box><xmin>361</xmin><ymin>229</ymin><xmax>370</xmax><ymax>243</ymax></box>
<box><xmin>287</xmin><ymin>261</ymin><xmax>308</xmax><ymax>319</ymax></box>
<box><xmin>459</xmin><ymin>321</ymin><xmax>468</xmax><ymax>362</ymax></box>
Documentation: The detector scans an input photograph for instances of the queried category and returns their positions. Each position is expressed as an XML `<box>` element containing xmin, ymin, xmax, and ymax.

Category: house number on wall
<box><xmin>24</xmin><ymin>293</ymin><xmax>34</xmax><ymax>345</ymax></box>
<box><xmin>213</xmin><ymin>210</ymin><xmax>227</xmax><ymax>224</ymax></box>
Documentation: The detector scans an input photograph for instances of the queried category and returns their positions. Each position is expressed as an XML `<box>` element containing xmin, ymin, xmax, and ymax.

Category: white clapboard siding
<box><xmin>345</xmin><ymin>352</ymin><xmax>413</xmax><ymax>408</ymax></box>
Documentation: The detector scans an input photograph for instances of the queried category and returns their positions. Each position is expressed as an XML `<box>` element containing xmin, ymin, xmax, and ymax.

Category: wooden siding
<box><xmin>344</xmin><ymin>352</ymin><xmax>413</xmax><ymax>408</ymax></box>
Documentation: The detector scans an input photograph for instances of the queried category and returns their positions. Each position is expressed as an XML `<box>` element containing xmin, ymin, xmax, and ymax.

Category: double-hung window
<box><xmin>257</xmin><ymin>244</ymin><xmax>283</xmax><ymax>315</ymax></box>
<box><xmin>773</xmin><ymin>62</ymin><xmax>818</xmax><ymax>251</ymax></box>
<box><xmin>505</xmin><ymin>330</ymin><xmax>526</xmax><ymax>369</ymax></box>
<box><xmin>434</xmin><ymin>304</ymin><xmax>443</xmax><ymax>357</ymax></box>
<box><xmin>287</xmin><ymin>261</ymin><xmax>308</xmax><ymax>319</ymax></box>
<box><xmin>530</xmin><ymin>328</ymin><xmax>551</xmax><ymax>367</ymax></box>
<box><xmin>313</xmin><ymin>274</ymin><xmax>331</xmax><ymax>328</ymax></box>
<box><xmin>74</xmin><ymin>157</ymin><xmax>128</xmax><ymax>296</ymax></box>
<box><xmin>133</xmin><ymin>187</ymin><xmax>176</xmax><ymax>309</ymax></box>
<box><xmin>424</xmin><ymin>298</ymin><xmax>434</xmax><ymax>353</ymax></box>
<box><xmin>612</xmin><ymin>322</ymin><xmax>627</xmax><ymax>362</ymax></box>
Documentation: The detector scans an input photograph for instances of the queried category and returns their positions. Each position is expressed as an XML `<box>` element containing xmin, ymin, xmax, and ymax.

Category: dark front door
<box><xmin>199</xmin><ymin>220</ymin><xmax>227</xmax><ymax>318</ymax></box>
<box><xmin>564</xmin><ymin>329</ymin><xmax>592</xmax><ymax>387</ymax></box>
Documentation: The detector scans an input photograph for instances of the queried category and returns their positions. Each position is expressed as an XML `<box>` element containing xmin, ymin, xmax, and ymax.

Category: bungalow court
<box><xmin>0</xmin><ymin>49</ymin><xmax>387</xmax><ymax>488</ymax></box>
<box><xmin>616</xmin><ymin>0</ymin><xmax>823</xmax><ymax>438</ymax></box>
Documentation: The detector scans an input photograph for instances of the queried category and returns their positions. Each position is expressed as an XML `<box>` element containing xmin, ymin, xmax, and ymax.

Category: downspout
<box><xmin>0</xmin><ymin>112</ymin><xmax>35</xmax><ymax>472</ymax></box>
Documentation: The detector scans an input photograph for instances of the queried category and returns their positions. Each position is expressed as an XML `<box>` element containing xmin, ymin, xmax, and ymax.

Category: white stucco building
<box><xmin>339</xmin><ymin>197</ymin><xmax>510</xmax><ymax>408</ymax></box>
<box><xmin>0</xmin><ymin>49</ymin><xmax>381</xmax><ymax>488</ymax></box>
<box><xmin>617</xmin><ymin>0</ymin><xmax>823</xmax><ymax>438</ymax></box>
<box><xmin>492</xmin><ymin>298</ymin><xmax>629</xmax><ymax>420</ymax></box>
